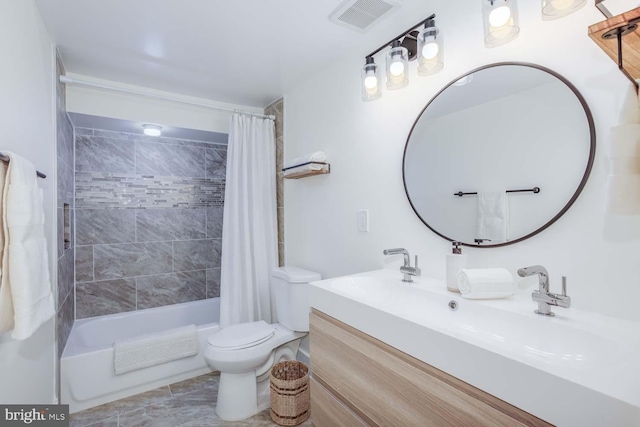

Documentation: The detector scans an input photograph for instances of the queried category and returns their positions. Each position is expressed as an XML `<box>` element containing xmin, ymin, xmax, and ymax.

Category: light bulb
<box><xmin>364</xmin><ymin>72</ymin><xmax>378</xmax><ymax>95</ymax></box>
<box><xmin>364</xmin><ymin>74</ymin><xmax>378</xmax><ymax>90</ymax></box>
<box><xmin>390</xmin><ymin>60</ymin><xmax>405</xmax><ymax>77</ymax></box>
<box><xmin>489</xmin><ymin>5</ymin><xmax>511</xmax><ymax>27</ymax></box>
<box><xmin>549</xmin><ymin>0</ymin><xmax>574</xmax><ymax>10</ymax></box>
<box><xmin>421</xmin><ymin>41</ymin><xmax>439</xmax><ymax>60</ymax></box>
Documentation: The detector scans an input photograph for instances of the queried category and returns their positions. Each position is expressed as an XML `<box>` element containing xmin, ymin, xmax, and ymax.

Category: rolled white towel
<box><xmin>457</xmin><ymin>268</ymin><xmax>514</xmax><ymax>300</ymax></box>
<box><xmin>283</xmin><ymin>151</ymin><xmax>326</xmax><ymax>171</ymax></box>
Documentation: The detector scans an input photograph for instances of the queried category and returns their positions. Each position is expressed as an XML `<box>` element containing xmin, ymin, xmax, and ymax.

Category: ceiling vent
<box><xmin>329</xmin><ymin>0</ymin><xmax>401</xmax><ymax>32</ymax></box>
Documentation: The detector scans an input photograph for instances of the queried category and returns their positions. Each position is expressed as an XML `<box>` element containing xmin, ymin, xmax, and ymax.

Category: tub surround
<box><xmin>72</xmin><ymin>126</ymin><xmax>227</xmax><ymax>319</ymax></box>
<box><xmin>56</xmin><ymin>52</ymin><xmax>75</xmax><ymax>358</ymax></box>
<box><xmin>310</xmin><ymin>269</ymin><xmax>640</xmax><ymax>426</ymax></box>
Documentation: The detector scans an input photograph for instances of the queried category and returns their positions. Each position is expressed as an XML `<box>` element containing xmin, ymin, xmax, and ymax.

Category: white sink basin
<box><xmin>311</xmin><ymin>269</ymin><xmax>640</xmax><ymax>426</ymax></box>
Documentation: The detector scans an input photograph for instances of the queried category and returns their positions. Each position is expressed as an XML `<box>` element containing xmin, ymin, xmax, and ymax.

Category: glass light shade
<box><xmin>385</xmin><ymin>44</ymin><xmax>409</xmax><ymax>90</ymax></box>
<box><xmin>417</xmin><ymin>25</ymin><xmax>443</xmax><ymax>76</ymax></box>
<box><xmin>361</xmin><ymin>59</ymin><xmax>382</xmax><ymax>101</ymax></box>
<box><xmin>541</xmin><ymin>0</ymin><xmax>586</xmax><ymax>19</ymax></box>
<box><xmin>482</xmin><ymin>0</ymin><xmax>520</xmax><ymax>48</ymax></box>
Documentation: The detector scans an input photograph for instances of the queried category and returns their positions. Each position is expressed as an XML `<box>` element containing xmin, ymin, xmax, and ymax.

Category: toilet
<box><xmin>204</xmin><ymin>266</ymin><xmax>321</xmax><ymax>421</ymax></box>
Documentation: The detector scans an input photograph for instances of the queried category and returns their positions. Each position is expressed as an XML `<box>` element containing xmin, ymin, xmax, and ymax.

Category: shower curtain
<box><xmin>219</xmin><ymin>113</ymin><xmax>277</xmax><ymax>327</ymax></box>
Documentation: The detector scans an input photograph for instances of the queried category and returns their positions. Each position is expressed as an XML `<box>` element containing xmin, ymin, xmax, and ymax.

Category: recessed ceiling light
<box><xmin>143</xmin><ymin>124</ymin><xmax>162</xmax><ymax>136</ymax></box>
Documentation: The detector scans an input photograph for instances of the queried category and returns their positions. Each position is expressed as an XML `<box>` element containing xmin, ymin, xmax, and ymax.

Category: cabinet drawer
<box><xmin>311</xmin><ymin>377</ymin><xmax>370</xmax><ymax>427</ymax></box>
<box><xmin>310</xmin><ymin>309</ymin><xmax>551</xmax><ymax>427</ymax></box>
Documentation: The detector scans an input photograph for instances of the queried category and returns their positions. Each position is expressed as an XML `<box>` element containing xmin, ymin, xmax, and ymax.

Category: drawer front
<box><xmin>310</xmin><ymin>309</ymin><xmax>552</xmax><ymax>427</ymax></box>
<box><xmin>311</xmin><ymin>377</ymin><xmax>370</xmax><ymax>427</ymax></box>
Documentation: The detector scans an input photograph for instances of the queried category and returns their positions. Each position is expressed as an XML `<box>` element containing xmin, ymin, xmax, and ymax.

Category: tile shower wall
<box><xmin>265</xmin><ymin>98</ymin><xmax>284</xmax><ymax>267</ymax></box>
<box><xmin>56</xmin><ymin>52</ymin><xmax>75</xmax><ymax>357</ymax></box>
<box><xmin>74</xmin><ymin>128</ymin><xmax>227</xmax><ymax>319</ymax></box>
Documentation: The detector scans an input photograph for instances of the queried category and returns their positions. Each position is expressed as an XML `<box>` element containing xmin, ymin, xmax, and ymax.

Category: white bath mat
<box><xmin>113</xmin><ymin>324</ymin><xmax>199</xmax><ymax>375</ymax></box>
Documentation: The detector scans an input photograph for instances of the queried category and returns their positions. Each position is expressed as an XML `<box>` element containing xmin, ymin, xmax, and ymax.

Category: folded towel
<box><xmin>605</xmin><ymin>83</ymin><xmax>640</xmax><ymax>216</ymax></box>
<box><xmin>457</xmin><ymin>268</ymin><xmax>514</xmax><ymax>299</ymax></box>
<box><xmin>0</xmin><ymin>152</ymin><xmax>54</xmax><ymax>339</ymax></box>
<box><xmin>476</xmin><ymin>191</ymin><xmax>509</xmax><ymax>243</ymax></box>
<box><xmin>609</xmin><ymin>125</ymin><xmax>640</xmax><ymax>159</ymax></box>
<box><xmin>618</xmin><ymin>81</ymin><xmax>640</xmax><ymax>125</ymax></box>
<box><xmin>114</xmin><ymin>324</ymin><xmax>199</xmax><ymax>375</ymax></box>
<box><xmin>283</xmin><ymin>151</ymin><xmax>326</xmax><ymax>171</ymax></box>
<box><xmin>606</xmin><ymin>174</ymin><xmax>640</xmax><ymax>215</ymax></box>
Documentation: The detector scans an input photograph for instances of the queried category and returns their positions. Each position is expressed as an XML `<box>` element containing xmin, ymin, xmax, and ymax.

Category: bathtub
<box><xmin>61</xmin><ymin>298</ymin><xmax>220</xmax><ymax>413</ymax></box>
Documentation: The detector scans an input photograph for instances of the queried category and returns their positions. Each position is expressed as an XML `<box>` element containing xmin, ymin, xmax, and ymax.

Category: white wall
<box><xmin>0</xmin><ymin>0</ymin><xmax>56</xmax><ymax>403</ymax></box>
<box><xmin>65</xmin><ymin>73</ymin><xmax>264</xmax><ymax>134</ymax></box>
<box><xmin>284</xmin><ymin>2</ymin><xmax>640</xmax><ymax>322</ymax></box>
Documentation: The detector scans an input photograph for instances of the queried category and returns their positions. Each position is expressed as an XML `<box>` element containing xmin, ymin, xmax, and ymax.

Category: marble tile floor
<box><xmin>69</xmin><ymin>372</ymin><xmax>313</xmax><ymax>427</ymax></box>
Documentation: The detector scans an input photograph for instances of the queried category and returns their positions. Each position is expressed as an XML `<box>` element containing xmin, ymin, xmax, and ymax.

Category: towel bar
<box><xmin>454</xmin><ymin>187</ymin><xmax>540</xmax><ymax>197</ymax></box>
<box><xmin>0</xmin><ymin>153</ymin><xmax>46</xmax><ymax>179</ymax></box>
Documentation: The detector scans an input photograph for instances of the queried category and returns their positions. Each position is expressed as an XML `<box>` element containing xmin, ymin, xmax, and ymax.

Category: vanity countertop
<box><xmin>310</xmin><ymin>268</ymin><xmax>640</xmax><ymax>427</ymax></box>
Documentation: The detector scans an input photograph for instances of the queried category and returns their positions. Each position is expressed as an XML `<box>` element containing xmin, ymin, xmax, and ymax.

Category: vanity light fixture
<box><xmin>142</xmin><ymin>124</ymin><xmax>162</xmax><ymax>136</ymax></box>
<box><xmin>360</xmin><ymin>13</ymin><xmax>442</xmax><ymax>101</ymax></box>
<box><xmin>541</xmin><ymin>0</ymin><xmax>586</xmax><ymax>20</ymax></box>
<box><xmin>482</xmin><ymin>0</ymin><xmax>520</xmax><ymax>48</ymax></box>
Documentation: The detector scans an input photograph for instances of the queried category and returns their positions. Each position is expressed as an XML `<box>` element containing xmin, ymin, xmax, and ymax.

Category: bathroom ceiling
<box><xmin>34</xmin><ymin>0</ymin><xmax>437</xmax><ymax>108</ymax></box>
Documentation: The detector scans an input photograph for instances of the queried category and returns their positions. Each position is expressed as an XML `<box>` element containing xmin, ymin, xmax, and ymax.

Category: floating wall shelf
<box><xmin>588</xmin><ymin>7</ymin><xmax>640</xmax><ymax>90</ymax></box>
<box><xmin>282</xmin><ymin>162</ymin><xmax>330</xmax><ymax>179</ymax></box>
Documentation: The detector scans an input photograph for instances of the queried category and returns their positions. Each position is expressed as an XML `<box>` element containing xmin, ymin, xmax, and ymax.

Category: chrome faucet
<box><xmin>517</xmin><ymin>265</ymin><xmax>571</xmax><ymax>316</ymax></box>
<box><xmin>383</xmin><ymin>248</ymin><xmax>421</xmax><ymax>282</ymax></box>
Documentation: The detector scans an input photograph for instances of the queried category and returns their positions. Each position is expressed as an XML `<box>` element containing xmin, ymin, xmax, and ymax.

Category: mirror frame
<box><xmin>402</xmin><ymin>62</ymin><xmax>596</xmax><ymax>248</ymax></box>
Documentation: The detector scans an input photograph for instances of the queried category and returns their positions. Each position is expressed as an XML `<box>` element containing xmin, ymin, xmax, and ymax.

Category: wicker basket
<box><xmin>270</xmin><ymin>360</ymin><xmax>310</xmax><ymax>426</ymax></box>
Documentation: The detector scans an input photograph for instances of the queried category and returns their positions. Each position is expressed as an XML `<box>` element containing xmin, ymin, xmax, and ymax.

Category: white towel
<box><xmin>457</xmin><ymin>268</ymin><xmax>514</xmax><ymax>300</ymax></box>
<box><xmin>606</xmin><ymin>175</ymin><xmax>640</xmax><ymax>215</ymax></box>
<box><xmin>114</xmin><ymin>324</ymin><xmax>199</xmax><ymax>375</ymax></box>
<box><xmin>0</xmin><ymin>152</ymin><xmax>54</xmax><ymax>340</ymax></box>
<box><xmin>476</xmin><ymin>191</ymin><xmax>509</xmax><ymax>243</ymax></box>
<box><xmin>606</xmin><ymin>83</ymin><xmax>640</xmax><ymax>215</ymax></box>
<box><xmin>283</xmin><ymin>151</ymin><xmax>326</xmax><ymax>172</ymax></box>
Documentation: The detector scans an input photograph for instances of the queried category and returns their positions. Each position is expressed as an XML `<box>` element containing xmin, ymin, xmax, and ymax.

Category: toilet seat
<box><xmin>208</xmin><ymin>321</ymin><xmax>275</xmax><ymax>351</ymax></box>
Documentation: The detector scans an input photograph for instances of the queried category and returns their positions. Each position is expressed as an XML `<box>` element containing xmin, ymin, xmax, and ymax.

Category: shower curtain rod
<box><xmin>59</xmin><ymin>76</ymin><xmax>276</xmax><ymax>121</ymax></box>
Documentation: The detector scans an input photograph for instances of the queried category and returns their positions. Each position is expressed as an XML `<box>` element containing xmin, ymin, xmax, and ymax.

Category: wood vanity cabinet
<box><xmin>309</xmin><ymin>309</ymin><xmax>552</xmax><ymax>427</ymax></box>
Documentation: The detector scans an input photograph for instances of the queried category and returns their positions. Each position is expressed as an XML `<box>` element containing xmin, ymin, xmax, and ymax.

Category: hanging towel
<box><xmin>457</xmin><ymin>268</ymin><xmax>514</xmax><ymax>299</ymax></box>
<box><xmin>283</xmin><ymin>151</ymin><xmax>326</xmax><ymax>176</ymax></box>
<box><xmin>606</xmin><ymin>82</ymin><xmax>640</xmax><ymax>215</ymax></box>
<box><xmin>476</xmin><ymin>191</ymin><xmax>509</xmax><ymax>243</ymax></box>
<box><xmin>113</xmin><ymin>325</ymin><xmax>199</xmax><ymax>375</ymax></box>
<box><xmin>0</xmin><ymin>152</ymin><xmax>54</xmax><ymax>340</ymax></box>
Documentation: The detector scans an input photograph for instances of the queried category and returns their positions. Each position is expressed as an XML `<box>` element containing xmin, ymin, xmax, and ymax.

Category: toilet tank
<box><xmin>271</xmin><ymin>266</ymin><xmax>321</xmax><ymax>332</ymax></box>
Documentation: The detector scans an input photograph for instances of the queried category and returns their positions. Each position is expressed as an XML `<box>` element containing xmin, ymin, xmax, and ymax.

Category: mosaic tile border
<box><xmin>75</xmin><ymin>173</ymin><xmax>225</xmax><ymax>209</ymax></box>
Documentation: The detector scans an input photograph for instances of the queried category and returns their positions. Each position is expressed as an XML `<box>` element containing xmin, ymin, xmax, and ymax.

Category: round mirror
<box><xmin>403</xmin><ymin>63</ymin><xmax>595</xmax><ymax>247</ymax></box>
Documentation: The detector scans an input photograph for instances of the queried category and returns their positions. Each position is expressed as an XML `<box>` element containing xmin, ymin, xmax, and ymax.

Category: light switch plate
<box><xmin>357</xmin><ymin>209</ymin><xmax>369</xmax><ymax>232</ymax></box>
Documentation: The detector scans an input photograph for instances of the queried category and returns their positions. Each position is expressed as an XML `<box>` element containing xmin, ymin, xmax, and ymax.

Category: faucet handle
<box><xmin>415</xmin><ymin>255</ymin><xmax>418</xmax><ymax>268</ymax></box>
<box><xmin>562</xmin><ymin>276</ymin><xmax>567</xmax><ymax>297</ymax></box>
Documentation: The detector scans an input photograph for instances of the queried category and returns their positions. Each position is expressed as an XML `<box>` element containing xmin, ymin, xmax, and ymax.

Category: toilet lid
<box><xmin>208</xmin><ymin>320</ymin><xmax>275</xmax><ymax>350</ymax></box>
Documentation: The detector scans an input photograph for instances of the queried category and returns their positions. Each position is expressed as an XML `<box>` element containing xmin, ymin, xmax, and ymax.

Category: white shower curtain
<box><xmin>219</xmin><ymin>113</ymin><xmax>278</xmax><ymax>327</ymax></box>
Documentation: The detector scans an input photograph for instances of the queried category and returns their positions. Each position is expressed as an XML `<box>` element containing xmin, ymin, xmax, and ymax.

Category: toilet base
<box><xmin>216</xmin><ymin>372</ymin><xmax>258</xmax><ymax>421</ymax></box>
<box><xmin>211</xmin><ymin>334</ymin><xmax>306</xmax><ymax>421</ymax></box>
